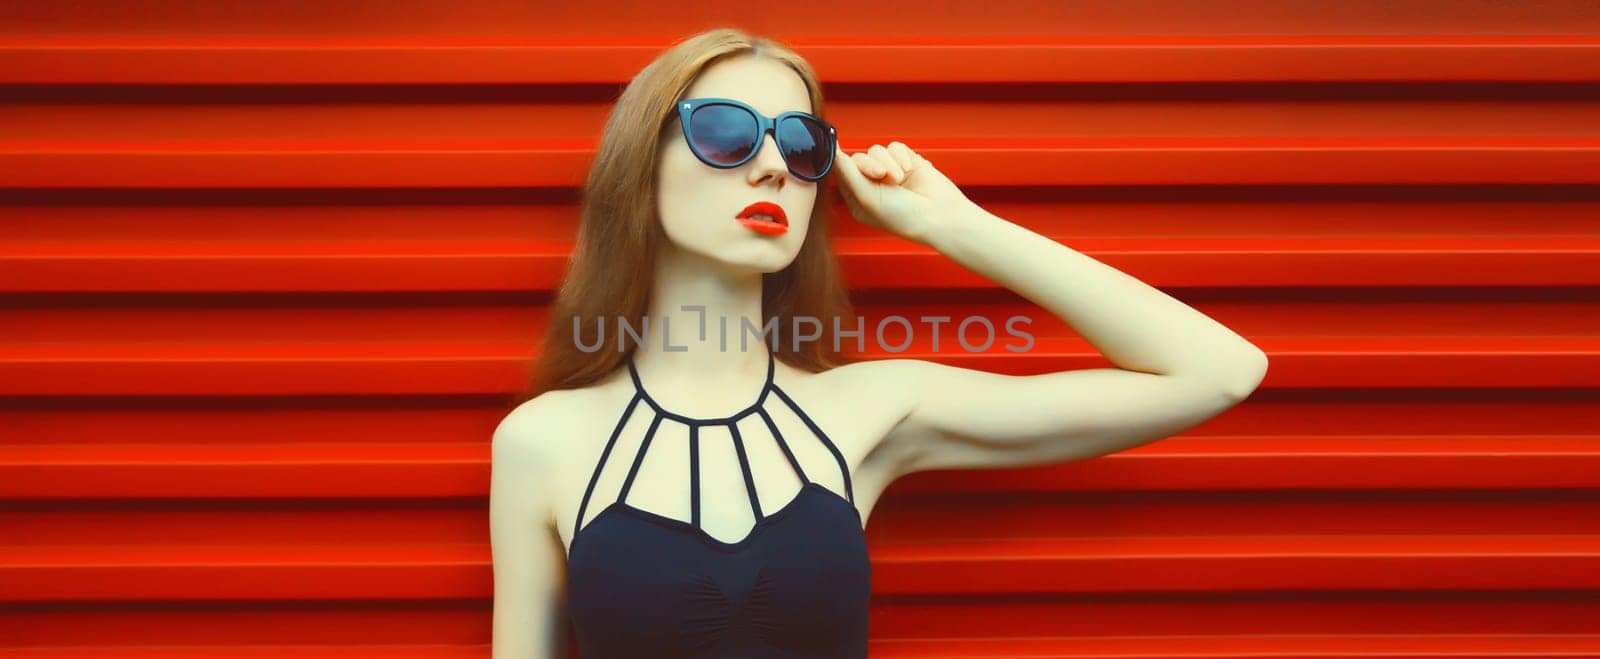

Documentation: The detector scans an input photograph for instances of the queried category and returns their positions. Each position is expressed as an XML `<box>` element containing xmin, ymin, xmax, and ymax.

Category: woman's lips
<box><xmin>737</xmin><ymin>217</ymin><xmax>788</xmax><ymax>235</ymax></box>
<box><xmin>736</xmin><ymin>201</ymin><xmax>788</xmax><ymax>235</ymax></box>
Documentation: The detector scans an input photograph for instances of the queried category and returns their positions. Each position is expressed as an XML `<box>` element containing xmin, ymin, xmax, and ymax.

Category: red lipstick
<box><xmin>736</xmin><ymin>201</ymin><xmax>788</xmax><ymax>236</ymax></box>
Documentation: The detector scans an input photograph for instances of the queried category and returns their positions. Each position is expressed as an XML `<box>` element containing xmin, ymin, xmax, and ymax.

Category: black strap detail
<box><xmin>573</xmin><ymin>392</ymin><xmax>642</xmax><ymax>541</ymax></box>
<box><xmin>574</xmin><ymin>349</ymin><xmax>854</xmax><ymax>543</ymax></box>
<box><xmin>771</xmin><ymin>384</ymin><xmax>855</xmax><ymax>504</ymax></box>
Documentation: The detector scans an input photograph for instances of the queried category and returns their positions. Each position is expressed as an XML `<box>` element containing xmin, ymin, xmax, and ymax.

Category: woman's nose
<box><xmin>749</xmin><ymin>134</ymin><xmax>788</xmax><ymax>180</ymax></box>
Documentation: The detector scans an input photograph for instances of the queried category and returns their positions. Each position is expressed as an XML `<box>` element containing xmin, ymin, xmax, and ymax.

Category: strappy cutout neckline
<box><xmin>627</xmin><ymin>349</ymin><xmax>775</xmax><ymax>426</ymax></box>
<box><xmin>580</xmin><ymin>481</ymin><xmax>850</xmax><ymax>554</ymax></box>
<box><xmin>567</xmin><ymin>349</ymin><xmax>859</xmax><ymax>557</ymax></box>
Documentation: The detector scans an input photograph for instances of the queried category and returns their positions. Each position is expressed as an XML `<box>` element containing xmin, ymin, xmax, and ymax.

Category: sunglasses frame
<box><xmin>673</xmin><ymin>96</ymin><xmax>837</xmax><ymax>182</ymax></box>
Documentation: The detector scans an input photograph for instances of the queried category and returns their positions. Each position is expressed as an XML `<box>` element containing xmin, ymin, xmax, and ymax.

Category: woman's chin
<box><xmin>660</xmin><ymin>237</ymin><xmax>800</xmax><ymax>278</ymax></box>
<box><xmin>704</xmin><ymin>242</ymin><xmax>799</xmax><ymax>273</ymax></box>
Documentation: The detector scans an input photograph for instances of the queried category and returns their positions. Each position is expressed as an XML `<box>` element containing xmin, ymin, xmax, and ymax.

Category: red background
<box><xmin>4</xmin><ymin>1</ymin><xmax>1600</xmax><ymax>656</ymax></box>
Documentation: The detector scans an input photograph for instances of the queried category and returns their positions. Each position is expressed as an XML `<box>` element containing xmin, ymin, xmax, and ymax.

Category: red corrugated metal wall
<box><xmin>5</xmin><ymin>2</ymin><xmax>1600</xmax><ymax>657</ymax></box>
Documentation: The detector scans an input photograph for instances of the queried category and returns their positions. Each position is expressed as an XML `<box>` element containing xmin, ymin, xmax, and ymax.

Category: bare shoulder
<box><xmin>803</xmin><ymin>356</ymin><xmax>924</xmax><ymax>409</ymax></box>
<box><xmin>788</xmin><ymin>357</ymin><xmax>928</xmax><ymax>491</ymax></box>
<box><xmin>491</xmin><ymin>388</ymin><xmax>593</xmax><ymax>527</ymax></box>
<box><xmin>489</xmin><ymin>385</ymin><xmax>601</xmax><ymax>473</ymax></box>
<box><xmin>807</xmin><ymin>356</ymin><xmax>930</xmax><ymax>421</ymax></box>
<box><xmin>820</xmin><ymin>356</ymin><xmax>927</xmax><ymax>387</ymax></box>
<box><xmin>489</xmin><ymin>388</ymin><xmax>596</xmax><ymax>658</ymax></box>
<box><xmin>494</xmin><ymin>389</ymin><xmax>584</xmax><ymax>457</ymax></box>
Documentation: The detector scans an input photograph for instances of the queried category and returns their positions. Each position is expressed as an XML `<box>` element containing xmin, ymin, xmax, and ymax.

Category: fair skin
<box><xmin>491</xmin><ymin>55</ymin><xmax>1268</xmax><ymax>659</ymax></box>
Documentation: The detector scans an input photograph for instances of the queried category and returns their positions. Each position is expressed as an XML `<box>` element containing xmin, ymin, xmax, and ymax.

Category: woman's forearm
<box><xmin>925</xmin><ymin>202</ymin><xmax>1268</xmax><ymax>396</ymax></box>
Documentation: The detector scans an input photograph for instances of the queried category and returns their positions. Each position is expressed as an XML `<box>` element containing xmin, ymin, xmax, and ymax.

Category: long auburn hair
<box><xmin>514</xmin><ymin>28</ymin><xmax>859</xmax><ymax>407</ymax></box>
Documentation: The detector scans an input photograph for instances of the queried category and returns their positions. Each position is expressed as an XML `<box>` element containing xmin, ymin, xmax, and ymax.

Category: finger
<box><xmin>833</xmin><ymin>145</ymin><xmax>876</xmax><ymax>200</ymax></box>
<box><xmin>844</xmin><ymin>144</ymin><xmax>897</xmax><ymax>182</ymax></box>
<box><xmin>867</xmin><ymin>144</ymin><xmax>905</xmax><ymax>184</ymax></box>
<box><xmin>833</xmin><ymin>144</ymin><xmax>865</xmax><ymax>184</ymax></box>
<box><xmin>854</xmin><ymin>152</ymin><xmax>886</xmax><ymax>180</ymax></box>
<box><xmin>886</xmin><ymin>142</ymin><xmax>917</xmax><ymax>175</ymax></box>
<box><xmin>831</xmin><ymin>146</ymin><xmax>873</xmax><ymax>216</ymax></box>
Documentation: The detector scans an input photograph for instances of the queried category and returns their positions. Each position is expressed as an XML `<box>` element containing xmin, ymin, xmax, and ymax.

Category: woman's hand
<box><xmin>830</xmin><ymin>141</ymin><xmax>976</xmax><ymax>246</ymax></box>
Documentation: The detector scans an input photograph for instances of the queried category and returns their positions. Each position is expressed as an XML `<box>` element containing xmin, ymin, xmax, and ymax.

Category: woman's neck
<box><xmin>635</xmin><ymin>244</ymin><xmax>773</xmax><ymax>388</ymax></box>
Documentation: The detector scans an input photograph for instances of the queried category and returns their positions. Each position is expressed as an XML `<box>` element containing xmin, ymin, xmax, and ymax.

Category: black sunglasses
<box><xmin>671</xmin><ymin>96</ymin><xmax>837</xmax><ymax>182</ymax></box>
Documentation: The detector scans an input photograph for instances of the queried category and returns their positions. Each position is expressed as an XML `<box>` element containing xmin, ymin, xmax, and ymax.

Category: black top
<box><xmin>565</xmin><ymin>349</ymin><xmax>871</xmax><ymax>658</ymax></box>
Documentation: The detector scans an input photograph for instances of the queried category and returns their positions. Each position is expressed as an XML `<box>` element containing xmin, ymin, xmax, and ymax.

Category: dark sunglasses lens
<box><xmin>688</xmin><ymin>104</ymin><xmax>759</xmax><ymax>165</ymax></box>
<box><xmin>778</xmin><ymin>116</ymin><xmax>831</xmax><ymax>179</ymax></box>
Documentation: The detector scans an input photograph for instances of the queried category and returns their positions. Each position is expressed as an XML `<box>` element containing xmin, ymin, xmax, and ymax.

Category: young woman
<box><xmin>491</xmin><ymin>28</ymin><xmax>1268</xmax><ymax>659</ymax></box>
